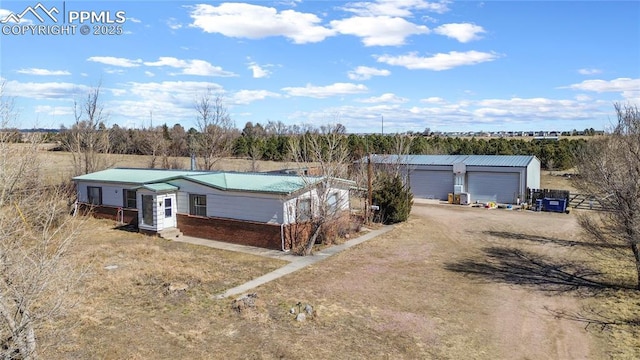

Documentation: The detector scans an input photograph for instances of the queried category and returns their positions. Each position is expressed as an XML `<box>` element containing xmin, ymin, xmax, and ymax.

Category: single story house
<box><xmin>367</xmin><ymin>154</ymin><xmax>540</xmax><ymax>204</ymax></box>
<box><xmin>72</xmin><ymin>168</ymin><xmax>354</xmax><ymax>250</ymax></box>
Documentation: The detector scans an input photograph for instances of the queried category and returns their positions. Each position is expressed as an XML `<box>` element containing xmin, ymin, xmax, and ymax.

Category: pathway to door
<box><xmin>170</xmin><ymin>225</ymin><xmax>395</xmax><ymax>298</ymax></box>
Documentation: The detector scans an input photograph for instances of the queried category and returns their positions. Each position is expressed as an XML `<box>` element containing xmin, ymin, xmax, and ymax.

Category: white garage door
<box><xmin>467</xmin><ymin>172</ymin><xmax>520</xmax><ymax>204</ymax></box>
<box><xmin>410</xmin><ymin>170</ymin><xmax>454</xmax><ymax>200</ymax></box>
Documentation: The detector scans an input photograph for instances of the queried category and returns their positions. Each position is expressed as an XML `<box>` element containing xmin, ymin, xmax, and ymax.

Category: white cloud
<box><xmin>574</xmin><ymin>94</ymin><xmax>592</xmax><ymax>102</ymax></box>
<box><xmin>33</xmin><ymin>105</ymin><xmax>74</xmax><ymax>117</ymax></box>
<box><xmin>188</xmin><ymin>3</ymin><xmax>335</xmax><ymax>44</ymax></box>
<box><xmin>231</xmin><ymin>90</ymin><xmax>281</xmax><ymax>105</ymax></box>
<box><xmin>420</xmin><ymin>96</ymin><xmax>445</xmax><ymax>104</ymax></box>
<box><xmin>87</xmin><ymin>56</ymin><xmax>142</xmax><ymax>67</ymax></box>
<box><xmin>1</xmin><ymin>79</ymin><xmax>89</xmax><ymax>99</ymax></box>
<box><xmin>166</xmin><ymin>17</ymin><xmax>182</xmax><ymax>30</ymax></box>
<box><xmin>331</xmin><ymin>16</ymin><xmax>429</xmax><ymax>46</ymax></box>
<box><xmin>247</xmin><ymin>62</ymin><xmax>271</xmax><ymax>79</ymax></box>
<box><xmin>434</xmin><ymin>23</ymin><xmax>485</xmax><ymax>43</ymax></box>
<box><xmin>568</xmin><ymin>78</ymin><xmax>640</xmax><ymax>93</ymax></box>
<box><xmin>348</xmin><ymin>66</ymin><xmax>391</xmax><ymax>80</ymax></box>
<box><xmin>568</xmin><ymin>77</ymin><xmax>640</xmax><ymax>103</ymax></box>
<box><xmin>104</xmin><ymin>68</ymin><xmax>125</xmax><ymax>75</ymax></box>
<box><xmin>578</xmin><ymin>68</ymin><xmax>602</xmax><ymax>75</ymax></box>
<box><xmin>16</xmin><ymin>68</ymin><xmax>71</xmax><ymax>76</ymax></box>
<box><xmin>144</xmin><ymin>71</ymin><xmax>155</xmax><ymax>77</ymax></box>
<box><xmin>376</xmin><ymin>50</ymin><xmax>499</xmax><ymax>70</ymax></box>
<box><xmin>341</xmin><ymin>0</ymin><xmax>451</xmax><ymax>17</ymax></box>
<box><xmin>128</xmin><ymin>17</ymin><xmax>142</xmax><ymax>23</ymax></box>
<box><xmin>357</xmin><ymin>93</ymin><xmax>408</xmax><ymax>103</ymax></box>
<box><xmin>282</xmin><ymin>82</ymin><xmax>368</xmax><ymax>98</ymax></box>
<box><xmin>143</xmin><ymin>57</ymin><xmax>236</xmax><ymax>77</ymax></box>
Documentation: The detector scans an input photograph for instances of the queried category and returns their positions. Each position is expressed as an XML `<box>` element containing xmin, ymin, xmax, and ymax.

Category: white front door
<box><xmin>162</xmin><ymin>194</ymin><xmax>177</xmax><ymax>229</ymax></box>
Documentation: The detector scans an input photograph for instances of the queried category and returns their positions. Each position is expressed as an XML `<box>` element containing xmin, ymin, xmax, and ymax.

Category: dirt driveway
<box><xmin>408</xmin><ymin>204</ymin><xmax>602</xmax><ymax>359</ymax></box>
<box><xmin>244</xmin><ymin>203</ymin><xmax>607</xmax><ymax>359</ymax></box>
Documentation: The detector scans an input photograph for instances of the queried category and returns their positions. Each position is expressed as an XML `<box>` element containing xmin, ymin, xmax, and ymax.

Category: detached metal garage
<box><xmin>369</xmin><ymin>154</ymin><xmax>541</xmax><ymax>204</ymax></box>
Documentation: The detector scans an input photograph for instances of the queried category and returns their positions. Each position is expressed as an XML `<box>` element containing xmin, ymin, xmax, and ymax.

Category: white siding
<box><xmin>169</xmin><ymin>179</ymin><xmax>212</xmax><ymax>214</ymax></box>
<box><xmin>100</xmin><ymin>185</ymin><xmax>122</xmax><ymax>207</ymax></box>
<box><xmin>75</xmin><ymin>181</ymin><xmax>138</xmax><ymax>207</ymax></box>
<box><xmin>283</xmin><ymin>187</ymin><xmax>350</xmax><ymax>225</ymax></box>
<box><xmin>169</xmin><ymin>178</ymin><xmax>285</xmax><ymax>224</ymax></box>
<box><xmin>284</xmin><ymin>189</ymin><xmax>318</xmax><ymax>225</ymax></box>
<box><xmin>206</xmin><ymin>192</ymin><xmax>283</xmax><ymax>223</ymax></box>
<box><xmin>526</xmin><ymin>157</ymin><xmax>541</xmax><ymax>190</ymax></box>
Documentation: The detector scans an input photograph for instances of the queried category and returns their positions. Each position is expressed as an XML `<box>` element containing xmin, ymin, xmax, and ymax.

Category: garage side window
<box><xmin>189</xmin><ymin>194</ymin><xmax>207</xmax><ymax>217</ymax></box>
<box><xmin>87</xmin><ymin>186</ymin><xmax>102</xmax><ymax>205</ymax></box>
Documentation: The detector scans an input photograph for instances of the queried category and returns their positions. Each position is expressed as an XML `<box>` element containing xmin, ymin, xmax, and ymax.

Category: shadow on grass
<box><xmin>114</xmin><ymin>223</ymin><xmax>138</xmax><ymax>232</ymax></box>
<box><xmin>444</xmin><ymin>246</ymin><xmax>635</xmax><ymax>293</ymax></box>
<box><xmin>484</xmin><ymin>231</ymin><xmax>627</xmax><ymax>249</ymax></box>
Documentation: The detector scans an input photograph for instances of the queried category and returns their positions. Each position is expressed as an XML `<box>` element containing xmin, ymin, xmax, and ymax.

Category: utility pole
<box><xmin>381</xmin><ymin>115</ymin><xmax>384</xmax><ymax>135</ymax></box>
<box><xmin>367</xmin><ymin>153</ymin><xmax>373</xmax><ymax>224</ymax></box>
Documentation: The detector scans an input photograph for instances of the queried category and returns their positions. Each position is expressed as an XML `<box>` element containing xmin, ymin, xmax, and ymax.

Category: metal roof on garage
<box><xmin>368</xmin><ymin>154</ymin><xmax>537</xmax><ymax>167</ymax></box>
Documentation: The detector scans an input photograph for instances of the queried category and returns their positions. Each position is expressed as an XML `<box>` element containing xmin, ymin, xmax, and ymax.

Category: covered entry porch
<box><xmin>136</xmin><ymin>183</ymin><xmax>179</xmax><ymax>234</ymax></box>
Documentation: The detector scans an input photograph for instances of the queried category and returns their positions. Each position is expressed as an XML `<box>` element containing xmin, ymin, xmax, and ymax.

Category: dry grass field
<box><xmin>44</xmin><ymin>205</ymin><xmax>640</xmax><ymax>359</ymax></box>
<box><xmin>25</xmin><ymin>148</ymin><xmax>637</xmax><ymax>358</ymax></box>
<box><xmin>36</xmin><ymin>148</ymin><xmax>296</xmax><ymax>184</ymax></box>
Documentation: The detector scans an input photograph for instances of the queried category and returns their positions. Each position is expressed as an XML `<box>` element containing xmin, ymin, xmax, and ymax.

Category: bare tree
<box><xmin>0</xmin><ymin>80</ymin><xmax>83</xmax><ymax>359</ymax></box>
<box><xmin>194</xmin><ymin>91</ymin><xmax>235</xmax><ymax>170</ymax></box>
<box><xmin>0</xmin><ymin>81</ymin><xmax>41</xmax><ymax>207</ymax></box>
<box><xmin>289</xmin><ymin>124</ymin><xmax>351</xmax><ymax>255</ymax></box>
<box><xmin>574</xmin><ymin>103</ymin><xmax>640</xmax><ymax>289</ymax></box>
<box><xmin>59</xmin><ymin>84</ymin><xmax>111</xmax><ymax>176</ymax></box>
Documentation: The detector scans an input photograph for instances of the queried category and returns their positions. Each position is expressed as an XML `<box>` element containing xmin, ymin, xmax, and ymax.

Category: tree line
<box><xmin>43</xmin><ymin>121</ymin><xmax>587</xmax><ymax>171</ymax></box>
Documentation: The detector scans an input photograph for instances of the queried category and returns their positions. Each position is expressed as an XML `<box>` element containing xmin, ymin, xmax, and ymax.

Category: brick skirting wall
<box><xmin>78</xmin><ymin>204</ymin><xmax>138</xmax><ymax>225</ymax></box>
<box><xmin>177</xmin><ymin>214</ymin><xmax>286</xmax><ymax>250</ymax></box>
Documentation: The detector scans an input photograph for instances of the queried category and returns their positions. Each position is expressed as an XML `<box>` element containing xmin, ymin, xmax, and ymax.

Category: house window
<box><xmin>87</xmin><ymin>186</ymin><xmax>102</xmax><ymax>205</ymax></box>
<box><xmin>123</xmin><ymin>189</ymin><xmax>137</xmax><ymax>209</ymax></box>
<box><xmin>164</xmin><ymin>198</ymin><xmax>172</xmax><ymax>218</ymax></box>
<box><xmin>189</xmin><ymin>194</ymin><xmax>207</xmax><ymax>217</ymax></box>
<box><xmin>327</xmin><ymin>192</ymin><xmax>339</xmax><ymax>213</ymax></box>
<box><xmin>298</xmin><ymin>198</ymin><xmax>312</xmax><ymax>221</ymax></box>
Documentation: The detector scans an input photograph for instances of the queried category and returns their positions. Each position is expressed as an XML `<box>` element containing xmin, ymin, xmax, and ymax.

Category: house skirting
<box><xmin>81</xmin><ymin>205</ymin><xmax>355</xmax><ymax>251</ymax></box>
<box><xmin>78</xmin><ymin>203</ymin><xmax>138</xmax><ymax>225</ymax></box>
<box><xmin>177</xmin><ymin>214</ymin><xmax>286</xmax><ymax>250</ymax></box>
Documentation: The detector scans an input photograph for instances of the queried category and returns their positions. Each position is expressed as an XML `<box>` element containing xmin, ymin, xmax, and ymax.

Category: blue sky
<box><xmin>1</xmin><ymin>0</ymin><xmax>639</xmax><ymax>133</ymax></box>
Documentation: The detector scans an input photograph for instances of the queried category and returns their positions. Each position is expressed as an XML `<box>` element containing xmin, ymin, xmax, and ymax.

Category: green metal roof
<box><xmin>139</xmin><ymin>183</ymin><xmax>179</xmax><ymax>192</ymax></box>
<box><xmin>186</xmin><ymin>172</ymin><xmax>323</xmax><ymax>194</ymax></box>
<box><xmin>73</xmin><ymin>168</ymin><xmax>355</xmax><ymax>195</ymax></box>
<box><xmin>72</xmin><ymin>168</ymin><xmax>202</xmax><ymax>184</ymax></box>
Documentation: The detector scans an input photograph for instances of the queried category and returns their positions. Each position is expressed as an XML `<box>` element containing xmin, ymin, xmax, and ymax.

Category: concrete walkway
<box><xmin>171</xmin><ymin>225</ymin><xmax>395</xmax><ymax>299</ymax></box>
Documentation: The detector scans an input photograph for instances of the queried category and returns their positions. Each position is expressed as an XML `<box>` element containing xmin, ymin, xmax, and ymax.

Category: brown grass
<box><xmin>43</xmin><ymin>204</ymin><xmax>640</xmax><ymax>359</ymax></box>
<box><xmin>36</xmin><ymin>147</ymin><xmax>296</xmax><ymax>184</ymax></box>
<box><xmin>51</xmin><ymin>217</ymin><xmax>287</xmax><ymax>359</ymax></box>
